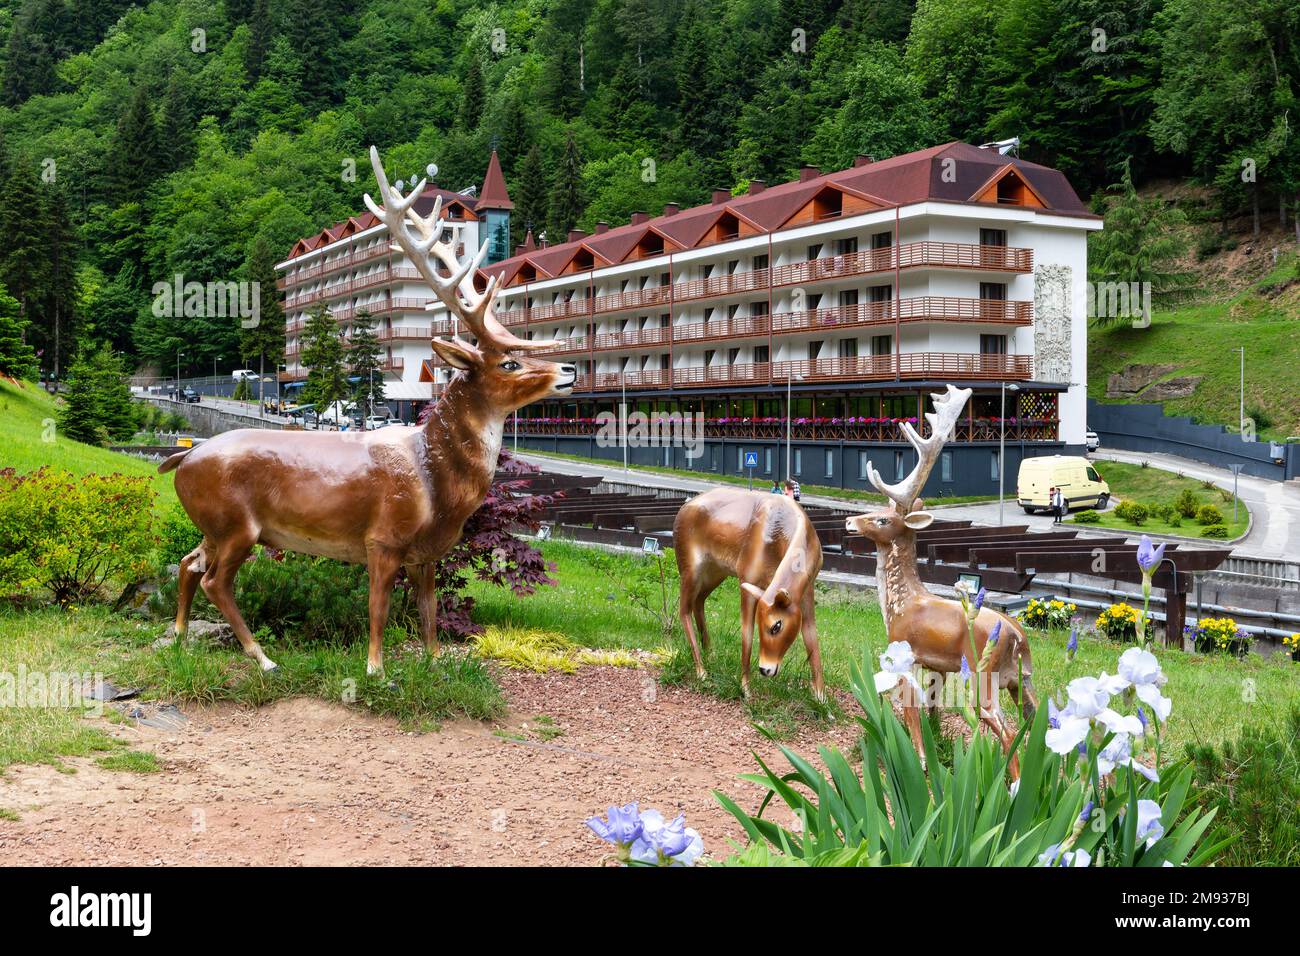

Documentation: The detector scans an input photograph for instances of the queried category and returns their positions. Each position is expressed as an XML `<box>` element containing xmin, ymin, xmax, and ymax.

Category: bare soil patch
<box><xmin>0</xmin><ymin>667</ymin><xmax>862</xmax><ymax>866</ymax></box>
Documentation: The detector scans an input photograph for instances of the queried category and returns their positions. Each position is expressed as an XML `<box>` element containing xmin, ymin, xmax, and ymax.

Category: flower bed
<box><xmin>1186</xmin><ymin>616</ymin><xmax>1254</xmax><ymax>657</ymax></box>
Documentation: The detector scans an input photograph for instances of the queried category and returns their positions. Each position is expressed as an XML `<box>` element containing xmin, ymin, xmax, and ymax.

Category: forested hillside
<box><xmin>0</xmin><ymin>0</ymin><xmax>1297</xmax><ymax>383</ymax></box>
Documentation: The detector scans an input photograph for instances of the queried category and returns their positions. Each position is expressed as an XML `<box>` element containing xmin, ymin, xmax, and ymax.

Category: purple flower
<box><xmin>1137</xmin><ymin>706</ymin><xmax>1148</xmax><ymax>730</ymax></box>
<box><xmin>1067</xmin><ymin>627</ymin><xmax>1079</xmax><ymax>661</ymax></box>
<box><xmin>960</xmin><ymin>655</ymin><xmax>971</xmax><ymax>684</ymax></box>
<box><xmin>1079</xmin><ymin>800</ymin><xmax>1095</xmax><ymax>824</ymax></box>
<box><xmin>988</xmin><ymin>620</ymin><xmax>1002</xmax><ymax>646</ymax></box>
<box><xmin>585</xmin><ymin>802</ymin><xmax>643</xmax><ymax>846</ymax></box>
<box><xmin>630</xmin><ymin>810</ymin><xmax>704</xmax><ymax>866</ymax></box>
<box><xmin>1136</xmin><ymin>535</ymin><xmax>1166</xmax><ymax>573</ymax></box>
<box><xmin>974</xmin><ymin>587</ymin><xmax>987</xmax><ymax>612</ymax></box>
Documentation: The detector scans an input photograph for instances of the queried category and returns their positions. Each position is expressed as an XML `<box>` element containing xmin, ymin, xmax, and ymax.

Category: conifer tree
<box><xmin>513</xmin><ymin>144</ymin><xmax>549</xmax><ymax>251</ymax></box>
<box><xmin>300</xmin><ymin>305</ymin><xmax>349</xmax><ymax>420</ymax></box>
<box><xmin>548</xmin><ymin>128</ymin><xmax>584</xmax><ymax>240</ymax></box>
<box><xmin>347</xmin><ymin>308</ymin><xmax>385</xmax><ymax>419</ymax></box>
<box><xmin>458</xmin><ymin>57</ymin><xmax>485</xmax><ymax>132</ymax></box>
<box><xmin>0</xmin><ymin>284</ymin><xmax>38</xmax><ymax>381</ymax></box>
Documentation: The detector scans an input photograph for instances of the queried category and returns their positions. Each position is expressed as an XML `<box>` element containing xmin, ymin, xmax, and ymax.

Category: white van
<box><xmin>1017</xmin><ymin>456</ymin><xmax>1110</xmax><ymax>514</ymax></box>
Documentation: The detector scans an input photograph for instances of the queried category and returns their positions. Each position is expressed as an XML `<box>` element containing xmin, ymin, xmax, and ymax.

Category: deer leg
<box><xmin>200</xmin><ymin>535</ymin><xmax>276</xmax><ymax>672</ymax></box>
<box><xmin>800</xmin><ymin>592</ymin><xmax>826</xmax><ymax>704</ymax></box>
<box><xmin>980</xmin><ymin>703</ymin><xmax>1021</xmax><ymax>780</ymax></box>
<box><xmin>365</xmin><ymin>547</ymin><xmax>404</xmax><ymax>676</ymax></box>
<box><xmin>409</xmin><ymin>562</ymin><xmax>439</xmax><ymax>657</ymax></box>
<box><xmin>173</xmin><ymin>541</ymin><xmax>208</xmax><ymax>638</ymax></box>
<box><xmin>739</xmin><ymin>585</ymin><xmax>757</xmax><ymax>700</ymax></box>
<box><xmin>677</xmin><ymin>576</ymin><xmax>707</xmax><ymax>679</ymax></box>
<box><xmin>902</xmin><ymin>701</ymin><xmax>926</xmax><ymax>770</ymax></box>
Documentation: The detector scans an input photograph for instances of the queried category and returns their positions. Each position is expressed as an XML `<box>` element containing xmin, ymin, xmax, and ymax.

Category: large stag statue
<box><xmin>673</xmin><ymin>489</ymin><xmax>825</xmax><ymax>701</ymax></box>
<box><xmin>159</xmin><ymin>147</ymin><xmax>576</xmax><ymax>676</ymax></box>
<box><xmin>844</xmin><ymin>385</ymin><xmax>1037</xmax><ymax>767</ymax></box>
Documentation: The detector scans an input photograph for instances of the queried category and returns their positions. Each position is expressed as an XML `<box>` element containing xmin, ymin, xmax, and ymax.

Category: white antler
<box><xmin>866</xmin><ymin>384</ymin><xmax>972</xmax><ymax>512</ymax></box>
<box><xmin>363</xmin><ymin>146</ymin><xmax>555</xmax><ymax>351</ymax></box>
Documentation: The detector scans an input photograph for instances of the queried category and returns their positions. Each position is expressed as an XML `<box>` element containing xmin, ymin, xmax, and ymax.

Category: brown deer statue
<box><xmin>158</xmin><ymin>147</ymin><xmax>576</xmax><ymax>676</ymax></box>
<box><xmin>844</xmin><ymin>385</ymin><xmax>1036</xmax><ymax>772</ymax></box>
<box><xmin>673</xmin><ymin>489</ymin><xmax>825</xmax><ymax>701</ymax></box>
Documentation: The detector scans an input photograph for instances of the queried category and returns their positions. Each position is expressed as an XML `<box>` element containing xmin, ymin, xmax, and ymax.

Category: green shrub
<box><xmin>0</xmin><ymin>467</ymin><xmax>155</xmax><ymax>606</ymax></box>
<box><xmin>1186</xmin><ymin>706</ymin><xmax>1300</xmax><ymax>866</ymax></box>
<box><xmin>1114</xmin><ymin>500</ymin><xmax>1148</xmax><ymax>525</ymax></box>
<box><xmin>1174</xmin><ymin>489</ymin><xmax>1199</xmax><ymax>519</ymax></box>
<box><xmin>1201</xmin><ymin>524</ymin><xmax>1229</xmax><ymax>538</ymax></box>
<box><xmin>1196</xmin><ymin>504</ymin><xmax>1224</xmax><ymax>525</ymax></box>
<box><xmin>1167</xmin><ymin>514</ymin><xmax>1182</xmax><ymax>528</ymax></box>
<box><xmin>156</xmin><ymin>503</ymin><xmax>204</xmax><ymax>569</ymax></box>
<box><xmin>1074</xmin><ymin>509</ymin><xmax>1102</xmax><ymax>524</ymax></box>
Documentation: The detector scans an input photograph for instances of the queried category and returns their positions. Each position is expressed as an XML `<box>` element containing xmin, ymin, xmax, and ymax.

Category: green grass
<box><xmin>0</xmin><ymin>378</ymin><xmax>177</xmax><ymax>511</ymax></box>
<box><xmin>1089</xmin><ymin>251</ymin><xmax>1300</xmax><ymax>440</ymax></box>
<box><xmin>1073</xmin><ymin>459</ymin><xmax>1249</xmax><ymax>538</ymax></box>
<box><xmin>0</xmin><ymin>808</ymin><xmax>19</xmax><ymax>822</ymax></box>
<box><xmin>521</xmin><ymin>448</ymin><xmax>996</xmax><ymax>507</ymax></box>
<box><xmin>463</xmin><ymin>539</ymin><xmax>1298</xmax><ymax>749</ymax></box>
<box><xmin>95</xmin><ymin>750</ymin><xmax>160</xmax><ymax>773</ymax></box>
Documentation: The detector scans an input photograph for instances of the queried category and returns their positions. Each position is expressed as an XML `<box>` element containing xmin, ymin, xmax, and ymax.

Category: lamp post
<box><xmin>998</xmin><ymin>381</ymin><xmax>1020</xmax><ymax>526</ymax></box>
<box><xmin>212</xmin><ymin>355</ymin><xmax>220</xmax><ymax>399</ymax></box>
<box><xmin>621</xmin><ymin>378</ymin><xmax>628</xmax><ymax>472</ymax></box>
<box><xmin>175</xmin><ymin>350</ymin><xmax>183</xmax><ymax>399</ymax></box>
<box><xmin>1230</xmin><ymin>463</ymin><xmax>1245</xmax><ymax>523</ymax></box>
<box><xmin>786</xmin><ymin>368</ymin><xmax>804</xmax><ymax>481</ymax></box>
<box><xmin>1233</xmin><ymin>347</ymin><xmax>1245</xmax><ymax>436</ymax></box>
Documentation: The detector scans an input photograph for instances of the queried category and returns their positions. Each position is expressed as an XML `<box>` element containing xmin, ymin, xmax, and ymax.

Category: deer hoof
<box><xmin>366</xmin><ymin>664</ymin><xmax>384</xmax><ymax>678</ymax></box>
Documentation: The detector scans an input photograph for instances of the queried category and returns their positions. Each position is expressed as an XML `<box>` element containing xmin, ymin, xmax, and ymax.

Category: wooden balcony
<box><xmin>592</xmin><ymin>324</ymin><xmax>672</xmax><ymax>351</ymax></box>
<box><xmin>285</xmin><ymin>267</ymin><xmax>431</xmax><ymax>309</ymax></box>
<box><xmin>517</xmin><ymin>416</ymin><xmax>1058</xmax><ymax>443</ymax></box>
<box><xmin>770</xmin><ymin>242</ymin><xmax>1032</xmax><ymax>287</ymax></box>
<box><xmin>277</xmin><ymin>242</ymin><xmax>465</xmax><ymax>291</ymax></box>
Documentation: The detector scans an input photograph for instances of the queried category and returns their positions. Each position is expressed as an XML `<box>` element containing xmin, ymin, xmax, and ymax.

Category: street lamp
<box><xmin>212</xmin><ymin>355</ymin><xmax>221</xmax><ymax>399</ymax></box>
<box><xmin>786</xmin><ymin>367</ymin><xmax>804</xmax><ymax>481</ymax></box>
<box><xmin>621</xmin><ymin>378</ymin><xmax>628</xmax><ymax>472</ymax></box>
<box><xmin>176</xmin><ymin>350</ymin><xmax>184</xmax><ymax>399</ymax></box>
<box><xmin>998</xmin><ymin>381</ymin><xmax>1021</xmax><ymax>526</ymax></box>
<box><xmin>1233</xmin><ymin>347</ymin><xmax>1245</xmax><ymax>436</ymax></box>
<box><xmin>1229</xmin><ymin>463</ymin><xmax>1245</xmax><ymax>524</ymax></box>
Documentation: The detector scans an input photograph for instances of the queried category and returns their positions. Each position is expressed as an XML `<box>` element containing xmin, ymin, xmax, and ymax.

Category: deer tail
<box><xmin>158</xmin><ymin>449</ymin><xmax>192</xmax><ymax>474</ymax></box>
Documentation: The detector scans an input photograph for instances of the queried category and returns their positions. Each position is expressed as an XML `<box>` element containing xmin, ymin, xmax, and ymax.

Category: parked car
<box><xmin>1085</xmin><ymin>429</ymin><xmax>1100</xmax><ymax>452</ymax></box>
<box><xmin>231</xmin><ymin>369</ymin><xmax>257</xmax><ymax>381</ymax></box>
<box><xmin>178</xmin><ymin>386</ymin><xmax>202</xmax><ymax>404</ymax></box>
<box><xmin>1017</xmin><ymin>455</ymin><xmax>1109</xmax><ymax>514</ymax></box>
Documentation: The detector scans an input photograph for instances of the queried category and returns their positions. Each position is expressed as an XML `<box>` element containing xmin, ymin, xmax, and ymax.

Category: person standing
<box><xmin>1051</xmin><ymin>486</ymin><xmax>1064</xmax><ymax>524</ymax></box>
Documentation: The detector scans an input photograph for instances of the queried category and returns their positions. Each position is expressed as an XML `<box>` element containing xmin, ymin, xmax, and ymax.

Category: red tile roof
<box><xmin>476</xmin><ymin>149</ymin><xmax>514</xmax><ymax>211</ymax></box>
<box><xmin>286</xmin><ymin>186</ymin><xmax>481</xmax><ymax>259</ymax></box>
<box><xmin>482</xmin><ymin>142</ymin><xmax>1094</xmax><ymax>283</ymax></box>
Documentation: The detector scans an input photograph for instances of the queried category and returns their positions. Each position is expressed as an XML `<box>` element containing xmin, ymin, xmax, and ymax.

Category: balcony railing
<box><xmin>516</xmin><ymin>416</ymin><xmax>1058</xmax><ymax>443</ymax></box>
<box><xmin>277</xmin><ymin>242</ymin><xmax>466</xmax><ymax>291</ymax></box>
<box><xmin>286</xmin><ymin>298</ymin><xmax>432</xmax><ymax>331</ymax></box>
<box><xmin>285</xmin><ymin>267</ymin><xmax>434</xmax><ymax>309</ymax></box>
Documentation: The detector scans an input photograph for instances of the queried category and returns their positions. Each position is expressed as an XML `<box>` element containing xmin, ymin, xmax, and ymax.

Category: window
<box><xmin>980</xmin><ymin>334</ymin><xmax>1008</xmax><ymax>354</ymax></box>
<box><xmin>838</xmin><ymin>338</ymin><xmax>858</xmax><ymax>358</ymax></box>
<box><xmin>839</xmin><ymin>289</ymin><xmax>859</xmax><ymax>307</ymax></box>
<box><xmin>809</xmin><ymin>340</ymin><xmax>824</xmax><ymax>360</ymax></box>
<box><xmin>704</xmin><ymin>349</ymin><xmax>716</xmax><ymax>366</ymax></box>
<box><xmin>738</xmin><ymin>448</ymin><xmax>747</xmax><ymax>470</ymax></box>
<box><xmin>765</xmin><ymin>448</ymin><xmax>773</xmax><ymax>474</ymax></box>
<box><xmin>726</xmin><ymin>259</ymin><xmax>739</xmax><ymax>275</ymax></box>
<box><xmin>833</xmin><ymin>236</ymin><xmax>858</xmax><ymax>256</ymax></box>
<box><xmin>753</xmin><ymin>345</ymin><xmax>769</xmax><ymax>363</ymax></box>
<box><xmin>807</xmin><ymin>292</ymin><xmax>822</xmax><ymax>311</ymax></box>
<box><xmin>991</xmin><ymin>451</ymin><xmax>1000</xmax><ymax>481</ymax></box>
<box><xmin>871</xmin><ymin>334</ymin><xmax>893</xmax><ymax>356</ymax></box>
<box><xmin>752</xmin><ymin>254</ymin><xmax>768</xmax><ymax>270</ymax></box>
<box><xmin>871</xmin><ymin>230</ymin><xmax>893</xmax><ymax>249</ymax></box>
<box><xmin>1087</xmin><ymin>466</ymin><xmax>1102</xmax><ymax>483</ymax></box>
<box><xmin>869</xmin><ymin>284</ymin><xmax>892</xmax><ymax>304</ymax></box>
<box><xmin>794</xmin><ymin>449</ymin><xmax>803</xmax><ymax>475</ymax></box>
<box><xmin>728</xmin><ymin>347</ymin><xmax>741</xmax><ymax>365</ymax></box>
<box><xmin>751</xmin><ymin>300</ymin><xmax>769</xmax><ymax>317</ymax></box>
<box><xmin>980</xmin><ymin>282</ymin><xmax>1007</xmax><ymax>300</ymax></box>
<box><xmin>825</xmin><ymin>450</ymin><xmax>834</xmax><ymax>477</ymax></box>
<box><xmin>980</xmin><ymin>228</ymin><xmax>1007</xmax><ymax>247</ymax></box>
<box><xmin>858</xmin><ymin>451</ymin><xmax>869</xmax><ymax>481</ymax></box>
<box><xmin>807</xmin><ymin>243</ymin><xmax>823</xmax><ymax>260</ymax></box>
<box><xmin>894</xmin><ymin>450</ymin><xmax>906</xmax><ymax>482</ymax></box>
<box><xmin>727</xmin><ymin>303</ymin><xmax>740</xmax><ymax>320</ymax></box>
<box><xmin>703</xmin><ymin>307</ymin><xmax>714</xmax><ymax>324</ymax></box>
<box><xmin>941</xmin><ymin>451</ymin><xmax>953</xmax><ymax>483</ymax></box>
<box><xmin>660</xmin><ymin>272</ymin><xmax>670</xmax><ymax>286</ymax></box>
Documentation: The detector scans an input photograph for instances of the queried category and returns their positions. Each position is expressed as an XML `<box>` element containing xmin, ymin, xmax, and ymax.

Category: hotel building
<box><xmin>280</xmin><ymin>142</ymin><xmax>1101</xmax><ymax>497</ymax></box>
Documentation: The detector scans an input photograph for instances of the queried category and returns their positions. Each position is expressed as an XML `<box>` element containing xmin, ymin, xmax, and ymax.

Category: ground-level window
<box><xmin>794</xmin><ymin>449</ymin><xmax>803</xmax><ymax>476</ymax></box>
<box><xmin>941</xmin><ymin>451</ymin><xmax>953</xmax><ymax>483</ymax></box>
<box><xmin>894</xmin><ymin>450</ymin><xmax>906</xmax><ymax>482</ymax></box>
<box><xmin>858</xmin><ymin>451</ymin><xmax>869</xmax><ymax>481</ymax></box>
<box><xmin>991</xmin><ymin>450</ymin><xmax>1000</xmax><ymax>481</ymax></box>
<box><xmin>825</xmin><ymin>449</ymin><xmax>834</xmax><ymax>477</ymax></box>
<box><xmin>765</xmin><ymin>448</ymin><xmax>773</xmax><ymax>474</ymax></box>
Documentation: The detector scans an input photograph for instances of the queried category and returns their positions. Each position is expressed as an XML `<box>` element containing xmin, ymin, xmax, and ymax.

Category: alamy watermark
<box><xmin>0</xmin><ymin>665</ymin><xmax>104</xmax><ymax>717</ymax></box>
<box><xmin>595</xmin><ymin>405</ymin><xmax>705</xmax><ymax>459</ymax></box>
<box><xmin>1087</xmin><ymin>280</ymin><xmax>1151</xmax><ymax>328</ymax></box>
<box><xmin>151</xmin><ymin>274</ymin><xmax>261</xmax><ymax>328</ymax></box>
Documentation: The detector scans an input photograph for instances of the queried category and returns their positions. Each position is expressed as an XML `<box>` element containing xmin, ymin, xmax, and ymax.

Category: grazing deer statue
<box><xmin>844</xmin><ymin>385</ymin><xmax>1036</xmax><ymax>771</ymax></box>
<box><xmin>159</xmin><ymin>147</ymin><xmax>576</xmax><ymax>676</ymax></box>
<box><xmin>673</xmin><ymin>489</ymin><xmax>825</xmax><ymax>701</ymax></box>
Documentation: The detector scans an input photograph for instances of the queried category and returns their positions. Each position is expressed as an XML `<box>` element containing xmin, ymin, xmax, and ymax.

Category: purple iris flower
<box><xmin>988</xmin><ymin>620</ymin><xmax>1002</xmax><ymax>646</ymax></box>
<box><xmin>1137</xmin><ymin>706</ymin><xmax>1148</xmax><ymax>730</ymax></box>
<box><xmin>1136</xmin><ymin>535</ymin><xmax>1166</xmax><ymax>573</ymax></box>
<box><xmin>1047</xmin><ymin>697</ymin><xmax>1062</xmax><ymax>730</ymax></box>
<box><xmin>585</xmin><ymin>802</ymin><xmax>643</xmax><ymax>846</ymax></box>
<box><xmin>1079</xmin><ymin>800</ymin><xmax>1095</xmax><ymax>824</ymax></box>
<box><xmin>1067</xmin><ymin>627</ymin><xmax>1079</xmax><ymax>660</ymax></box>
<box><xmin>960</xmin><ymin>655</ymin><xmax>971</xmax><ymax>684</ymax></box>
<box><xmin>630</xmin><ymin>811</ymin><xmax>702</xmax><ymax>865</ymax></box>
<box><xmin>974</xmin><ymin>587</ymin><xmax>987</xmax><ymax>612</ymax></box>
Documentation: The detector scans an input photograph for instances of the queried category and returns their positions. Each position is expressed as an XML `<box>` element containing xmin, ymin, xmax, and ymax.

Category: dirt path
<box><xmin>0</xmin><ymin>668</ymin><xmax>862</xmax><ymax>866</ymax></box>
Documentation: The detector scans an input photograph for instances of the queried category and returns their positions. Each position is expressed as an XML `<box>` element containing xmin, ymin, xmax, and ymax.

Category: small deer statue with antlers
<box><xmin>159</xmin><ymin>147</ymin><xmax>575</xmax><ymax>676</ymax></box>
<box><xmin>673</xmin><ymin>489</ymin><xmax>825</xmax><ymax>701</ymax></box>
<box><xmin>845</xmin><ymin>385</ymin><xmax>1036</xmax><ymax>772</ymax></box>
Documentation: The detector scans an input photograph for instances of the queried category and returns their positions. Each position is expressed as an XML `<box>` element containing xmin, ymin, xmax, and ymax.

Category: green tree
<box><xmin>512</xmin><ymin>144</ymin><xmax>549</xmax><ymax>250</ymax></box>
<box><xmin>2</xmin><ymin>0</ymin><xmax>68</xmax><ymax>106</ymax></box>
<box><xmin>347</xmin><ymin>309</ymin><xmax>385</xmax><ymax>418</ymax></box>
<box><xmin>57</xmin><ymin>344</ymin><xmax>134</xmax><ymax>445</ymax></box>
<box><xmin>300</xmin><ymin>305</ymin><xmax>349</xmax><ymax>419</ymax></box>
<box><xmin>548</xmin><ymin>127</ymin><xmax>585</xmax><ymax>241</ymax></box>
<box><xmin>238</xmin><ymin>235</ymin><xmax>287</xmax><ymax>402</ymax></box>
<box><xmin>107</xmin><ymin>83</ymin><xmax>163</xmax><ymax>204</ymax></box>
<box><xmin>458</xmin><ymin>56</ymin><xmax>485</xmax><ymax>131</ymax></box>
<box><xmin>0</xmin><ymin>285</ymin><xmax>38</xmax><ymax>381</ymax></box>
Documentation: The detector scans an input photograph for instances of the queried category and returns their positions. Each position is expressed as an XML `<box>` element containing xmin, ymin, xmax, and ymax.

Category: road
<box><xmin>518</xmin><ymin>447</ymin><xmax>1300</xmax><ymax>560</ymax></box>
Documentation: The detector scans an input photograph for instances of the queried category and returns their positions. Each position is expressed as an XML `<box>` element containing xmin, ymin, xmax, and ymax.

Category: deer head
<box><xmin>845</xmin><ymin>384</ymin><xmax>972</xmax><ymax>545</ymax></box>
<box><xmin>740</xmin><ymin>580</ymin><xmax>803</xmax><ymax>677</ymax></box>
<box><xmin>363</xmin><ymin>147</ymin><xmax>575</xmax><ymax>413</ymax></box>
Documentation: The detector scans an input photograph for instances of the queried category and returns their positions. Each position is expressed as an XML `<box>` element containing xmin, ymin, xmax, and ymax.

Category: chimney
<box><xmin>594</xmin><ymin>221</ymin><xmax>610</xmax><ymax>234</ymax></box>
<box><xmin>747</xmin><ymin>179</ymin><xmax>767</xmax><ymax>195</ymax></box>
<box><xmin>799</xmin><ymin>165</ymin><xmax>820</xmax><ymax>182</ymax></box>
<box><xmin>854</xmin><ymin>154</ymin><xmax>875</xmax><ymax>168</ymax></box>
<box><xmin>711</xmin><ymin>188</ymin><xmax>730</xmax><ymax>205</ymax></box>
<box><xmin>630</xmin><ymin>211</ymin><xmax>650</xmax><ymax>225</ymax></box>
<box><xmin>514</xmin><ymin>245</ymin><xmax>525</xmax><ymax>257</ymax></box>
<box><xmin>567</xmin><ymin>229</ymin><xmax>587</xmax><ymax>243</ymax></box>
<box><xmin>662</xmin><ymin>202</ymin><xmax>680</xmax><ymax>217</ymax></box>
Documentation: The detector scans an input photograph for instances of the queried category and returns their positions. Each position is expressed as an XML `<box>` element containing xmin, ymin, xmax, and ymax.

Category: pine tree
<box><xmin>238</xmin><ymin>235</ymin><xmax>286</xmax><ymax>395</ymax></box>
<box><xmin>1</xmin><ymin>0</ymin><xmax>67</xmax><ymax>106</ymax></box>
<box><xmin>458</xmin><ymin>57</ymin><xmax>485</xmax><ymax>132</ymax></box>
<box><xmin>107</xmin><ymin>83</ymin><xmax>163</xmax><ymax>203</ymax></box>
<box><xmin>496</xmin><ymin>93</ymin><xmax>530</xmax><ymax>177</ymax></box>
<box><xmin>347</xmin><ymin>309</ymin><xmax>385</xmax><ymax>419</ymax></box>
<box><xmin>548</xmin><ymin>128</ymin><xmax>584</xmax><ymax>241</ymax></box>
<box><xmin>158</xmin><ymin>71</ymin><xmax>195</xmax><ymax>172</ymax></box>
<box><xmin>0</xmin><ymin>160</ymin><xmax>49</xmax><ymax>345</ymax></box>
<box><xmin>58</xmin><ymin>351</ymin><xmax>106</xmax><ymax>444</ymax></box>
<box><xmin>246</xmin><ymin>0</ymin><xmax>274</xmax><ymax>81</ymax></box>
<box><xmin>513</xmin><ymin>144</ymin><xmax>549</xmax><ymax>250</ymax></box>
<box><xmin>0</xmin><ymin>284</ymin><xmax>38</xmax><ymax>380</ymax></box>
<box><xmin>300</xmin><ymin>305</ymin><xmax>349</xmax><ymax>419</ymax></box>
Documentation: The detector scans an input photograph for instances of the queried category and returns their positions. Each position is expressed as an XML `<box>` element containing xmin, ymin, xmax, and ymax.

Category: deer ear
<box><xmin>903</xmin><ymin>511</ymin><xmax>934</xmax><ymax>530</ymax></box>
<box><xmin>430</xmin><ymin>337</ymin><xmax>481</xmax><ymax>371</ymax></box>
<box><xmin>740</xmin><ymin>582</ymin><xmax>766</xmax><ymax>603</ymax></box>
<box><xmin>773</xmin><ymin>587</ymin><xmax>792</xmax><ymax>608</ymax></box>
